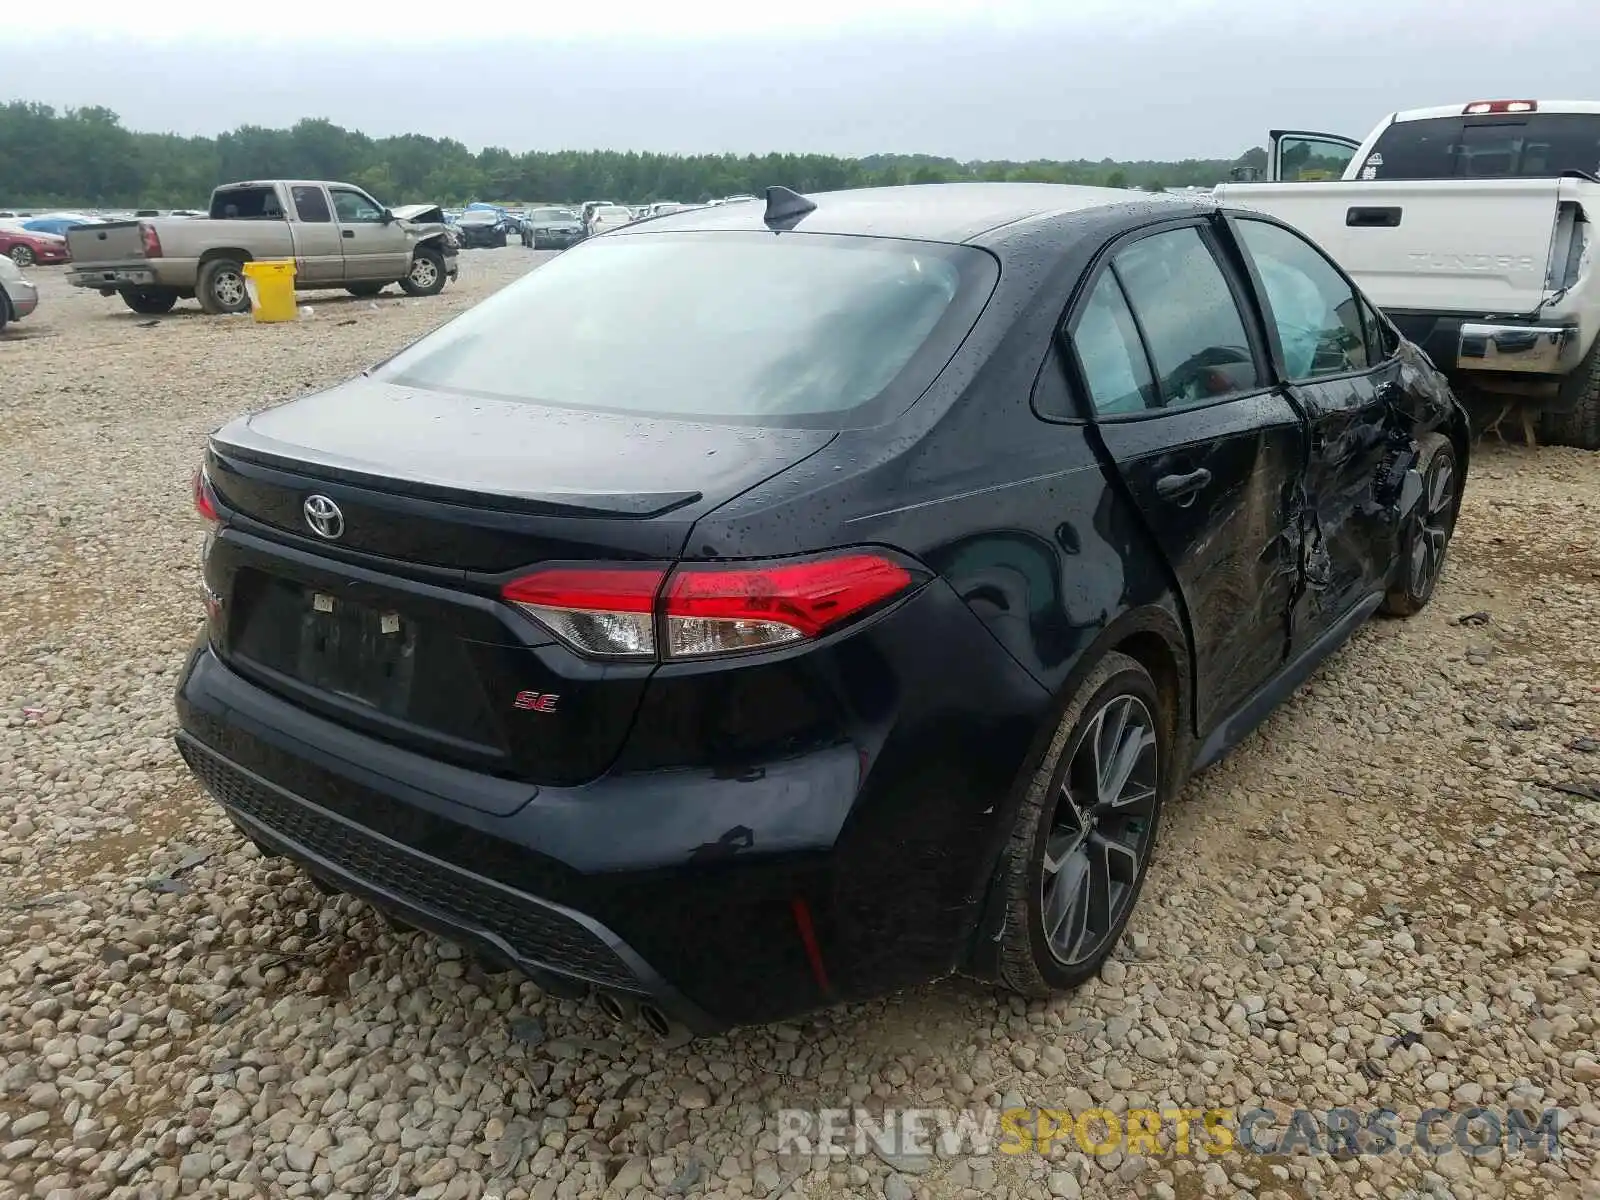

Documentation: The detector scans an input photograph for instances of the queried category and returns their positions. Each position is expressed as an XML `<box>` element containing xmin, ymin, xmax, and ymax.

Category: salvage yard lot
<box><xmin>1</xmin><ymin>248</ymin><xmax>1598</xmax><ymax>1200</ymax></box>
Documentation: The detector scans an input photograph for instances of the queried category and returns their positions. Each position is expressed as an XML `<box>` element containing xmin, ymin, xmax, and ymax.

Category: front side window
<box><xmin>1112</xmin><ymin>227</ymin><xmax>1259</xmax><ymax>408</ymax></box>
<box><xmin>1235</xmin><ymin>220</ymin><xmax>1371</xmax><ymax>380</ymax></box>
<box><xmin>330</xmin><ymin>189</ymin><xmax>384</xmax><ymax>224</ymax></box>
<box><xmin>1068</xmin><ymin>271</ymin><xmax>1157</xmax><ymax>416</ymax></box>
<box><xmin>377</xmin><ymin>232</ymin><xmax>989</xmax><ymax>426</ymax></box>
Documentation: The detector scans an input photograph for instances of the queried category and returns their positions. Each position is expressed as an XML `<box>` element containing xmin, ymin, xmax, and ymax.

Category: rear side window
<box><xmin>292</xmin><ymin>187</ymin><xmax>331</xmax><ymax>223</ymax></box>
<box><xmin>210</xmin><ymin>187</ymin><xmax>283</xmax><ymax>220</ymax></box>
<box><xmin>1111</xmin><ymin>227</ymin><xmax>1259</xmax><ymax>409</ymax></box>
<box><xmin>1235</xmin><ymin>220</ymin><xmax>1370</xmax><ymax>380</ymax></box>
<box><xmin>1362</xmin><ymin>113</ymin><xmax>1600</xmax><ymax>180</ymax></box>
<box><xmin>1068</xmin><ymin>272</ymin><xmax>1157</xmax><ymax>415</ymax></box>
<box><xmin>377</xmin><ymin>232</ymin><xmax>994</xmax><ymax>427</ymax></box>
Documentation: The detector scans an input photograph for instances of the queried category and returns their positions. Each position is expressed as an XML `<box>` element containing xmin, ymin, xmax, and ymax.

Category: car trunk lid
<box><xmin>202</xmin><ymin>377</ymin><xmax>835</xmax><ymax>793</ymax></box>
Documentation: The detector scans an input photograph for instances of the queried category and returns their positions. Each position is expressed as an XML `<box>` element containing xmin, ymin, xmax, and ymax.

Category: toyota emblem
<box><xmin>303</xmin><ymin>494</ymin><xmax>345</xmax><ymax>540</ymax></box>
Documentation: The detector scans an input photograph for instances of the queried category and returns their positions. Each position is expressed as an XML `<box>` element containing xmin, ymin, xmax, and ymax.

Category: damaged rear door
<box><xmin>1226</xmin><ymin>215</ymin><xmax>1412</xmax><ymax>644</ymax></box>
<box><xmin>1071</xmin><ymin>221</ymin><xmax>1305</xmax><ymax>737</ymax></box>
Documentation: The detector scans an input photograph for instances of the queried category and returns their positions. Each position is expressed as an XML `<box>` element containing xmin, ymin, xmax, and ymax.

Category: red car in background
<box><xmin>0</xmin><ymin>227</ymin><xmax>70</xmax><ymax>268</ymax></box>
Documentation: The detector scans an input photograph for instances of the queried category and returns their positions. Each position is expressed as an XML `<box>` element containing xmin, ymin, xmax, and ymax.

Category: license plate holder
<box><xmin>294</xmin><ymin>591</ymin><xmax>418</xmax><ymax>714</ymax></box>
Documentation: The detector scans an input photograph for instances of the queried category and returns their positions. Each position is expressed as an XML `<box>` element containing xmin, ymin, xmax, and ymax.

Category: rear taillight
<box><xmin>502</xmin><ymin>567</ymin><xmax>663</xmax><ymax>659</ymax></box>
<box><xmin>663</xmin><ymin>554</ymin><xmax>916</xmax><ymax>657</ymax></box>
<box><xmin>500</xmin><ymin>551</ymin><xmax>923</xmax><ymax>661</ymax></box>
<box><xmin>139</xmin><ymin>222</ymin><xmax>163</xmax><ymax>258</ymax></box>
<box><xmin>192</xmin><ymin>465</ymin><xmax>220</xmax><ymax>527</ymax></box>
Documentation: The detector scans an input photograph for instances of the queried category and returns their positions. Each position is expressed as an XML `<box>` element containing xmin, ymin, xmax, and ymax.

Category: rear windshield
<box><xmin>1362</xmin><ymin>113</ymin><xmax>1600</xmax><ymax>180</ymax></box>
<box><xmin>376</xmin><ymin>231</ymin><xmax>994</xmax><ymax>427</ymax></box>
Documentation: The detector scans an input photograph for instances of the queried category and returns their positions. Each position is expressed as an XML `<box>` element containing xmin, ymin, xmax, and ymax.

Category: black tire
<box><xmin>399</xmin><ymin>247</ymin><xmax>447</xmax><ymax>297</ymax></box>
<box><xmin>495</xmin><ymin>232</ymin><xmax>508</xmax><ymax>248</ymax></box>
<box><xmin>0</xmin><ymin>289</ymin><xmax>9</xmax><ymax>333</ymax></box>
<box><xmin>1539</xmin><ymin>338</ymin><xmax>1600</xmax><ymax>451</ymax></box>
<box><xmin>196</xmin><ymin>257</ymin><xmax>249</xmax><ymax>315</ymax></box>
<box><xmin>119</xmin><ymin>287</ymin><xmax>178</xmax><ymax>315</ymax></box>
<box><xmin>345</xmin><ymin>283</ymin><xmax>386</xmax><ymax>297</ymax></box>
<box><xmin>997</xmin><ymin>651</ymin><xmax>1168</xmax><ymax>998</ymax></box>
<box><xmin>1381</xmin><ymin>432</ymin><xmax>1459</xmax><ymax>617</ymax></box>
<box><xmin>10</xmin><ymin>245</ymin><xmax>35</xmax><ymax>268</ymax></box>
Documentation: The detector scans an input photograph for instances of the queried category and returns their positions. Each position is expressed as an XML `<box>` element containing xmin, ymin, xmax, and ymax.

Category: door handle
<box><xmin>342</xmin><ymin>230</ymin><xmax>355</xmax><ymax>239</ymax></box>
<box><xmin>1346</xmin><ymin>206</ymin><xmax>1402</xmax><ymax>228</ymax></box>
<box><xmin>1155</xmin><ymin>468</ymin><xmax>1212</xmax><ymax>503</ymax></box>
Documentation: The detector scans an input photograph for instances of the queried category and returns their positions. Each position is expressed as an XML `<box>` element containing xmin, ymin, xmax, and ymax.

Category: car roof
<box><xmin>613</xmin><ymin>182</ymin><xmax>1202</xmax><ymax>244</ymax></box>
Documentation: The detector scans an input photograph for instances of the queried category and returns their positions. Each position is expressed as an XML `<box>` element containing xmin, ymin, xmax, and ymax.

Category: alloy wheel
<box><xmin>213</xmin><ymin>271</ymin><xmax>246</xmax><ymax>309</ymax></box>
<box><xmin>1040</xmin><ymin>694</ymin><xmax>1159</xmax><ymax>966</ymax></box>
<box><xmin>410</xmin><ymin>258</ymin><xmax>439</xmax><ymax>289</ymax></box>
<box><xmin>1408</xmin><ymin>452</ymin><xmax>1455</xmax><ymax>598</ymax></box>
<box><xmin>11</xmin><ymin>246</ymin><xmax>34</xmax><ymax>268</ymax></box>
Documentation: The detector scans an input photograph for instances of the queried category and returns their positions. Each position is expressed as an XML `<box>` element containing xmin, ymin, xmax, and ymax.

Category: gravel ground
<box><xmin>1</xmin><ymin>248</ymin><xmax>1598</xmax><ymax>1200</ymax></box>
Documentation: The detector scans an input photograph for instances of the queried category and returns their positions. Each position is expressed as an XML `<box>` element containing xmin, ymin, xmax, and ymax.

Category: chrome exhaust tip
<box><xmin>595</xmin><ymin>991</ymin><xmax>635</xmax><ymax>1023</ymax></box>
<box><xmin>638</xmin><ymin>1003</ymin><xmax>674</xmax><ymax>1039</ymax></box>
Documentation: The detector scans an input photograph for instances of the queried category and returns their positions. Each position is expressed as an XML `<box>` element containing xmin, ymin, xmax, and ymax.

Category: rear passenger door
<box><xmin>287</xmin><ymin>186</ymin><xmax>342</xmax><ymax>285</ymax></box>
<box><xmin>329</xmin><ymin>186</ymin><xmax>411</xmax><ymax>281</ymax></box>
<box><xmin>1226</xmin><ymin>217</ymin><xmax>1400</xmax><ymax>651</ymax></box>
<box><xmin>1065</xmin><ymin>221</ymin><xmax>1306</xmax><ymax>737</ymax></box>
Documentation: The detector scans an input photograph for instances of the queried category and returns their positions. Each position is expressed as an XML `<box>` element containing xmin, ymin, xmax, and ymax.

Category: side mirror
<box><xmin>380</xmin><ymin>208</ymin><xmax>395</xmax><ymax>224</ymax></box>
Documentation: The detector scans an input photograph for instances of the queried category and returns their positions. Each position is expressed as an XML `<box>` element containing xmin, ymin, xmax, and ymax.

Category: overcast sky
<box><xmin>5</xmin><ymin>0</ymin><xmax>1599</xmax><ymax>161</ymax></box>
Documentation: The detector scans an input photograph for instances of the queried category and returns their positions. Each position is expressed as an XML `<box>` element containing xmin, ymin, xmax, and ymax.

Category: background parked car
<box><xmin>520</xmin><ymin>207</ymin><xmax>585</xmax><ymax>249</ymax></box>
<box><xmin>0</xmin><ymin>254</ymin><xmax>40</xmax><ymax>332</ymax></box>
<box><xmin>0</xmin><ymin>227</ymin><xmax>69</xmax><ymax>268</ymax></box>
<box><xmin>586</xmin><ymin>204</ymin><xmax>634</xmax><ymax>235</ymax></box>
<box><xmin>21</xmin><ymin>215</ymin><xmax>96</xmax><ymax>237</ymax></box>
<box><xmin>454</xmin><ymin>209</ymin><xmax>509</xmax><ymax>248</ymax></box>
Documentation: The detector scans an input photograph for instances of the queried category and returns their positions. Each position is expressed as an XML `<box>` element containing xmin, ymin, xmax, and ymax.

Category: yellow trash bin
<box><xmin>241</xmin><ymin>259</ymin><xmax>298</xmax><ymax>323</ymax></box>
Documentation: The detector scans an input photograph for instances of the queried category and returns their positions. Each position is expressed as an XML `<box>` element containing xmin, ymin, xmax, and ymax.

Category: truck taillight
<box><xmin>139</xmin><ymin>222</ymin><xmax>163</xmax><ymax>258</ymax></box>
<box><xmin>500</xmin><ymin>551</ymin><xmax>926</xmax><ymax>661</ymax></box>
<box><xmin>1463</xmin><ymin>100</ymin><xmax>1537</xmax><ymax>115</ymax></box>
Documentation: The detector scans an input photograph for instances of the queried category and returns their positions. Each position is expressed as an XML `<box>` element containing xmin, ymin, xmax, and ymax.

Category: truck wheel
<box><xmin>1539</xmin><ymin>339</ymin><xmax>1600</xmax><ymax>450</ymax></box>
<box><xmin>10</xmin><ymin>245</ymin><xmax>35</xmax><ymax>268</ymax></box>
<box><xmin>399</xmin><ymin>248</ymin><xmax>447</xmax><ymax>297</ymax></box>
<box><xmin>346</xmin><ymin>283</ymin><xmax>386</xmax><ymax>297</ymax></box>
<box><xmin>119</xmin><ymin>287</ymin><xmax>178</xmax><ymax>315</ymax></box>
<box><xmin>197</xmin><ymin>258</ymin><xmax>250</xmax><ymax>315</ymax></box>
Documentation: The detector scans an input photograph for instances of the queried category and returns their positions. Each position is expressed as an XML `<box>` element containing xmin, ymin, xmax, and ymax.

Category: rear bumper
<box><xmin>1457</xmin><ymin>322</ymin><xmax>1579</xmax><ymax>375</ymax></box>
<box><xmin>177</xmin><ymin>730</ymin><xmax>719</xmax><ymax>1032</ymax></box>
<box><xmin>1387</xmin><ymin>310</ymin><xmax>1585</xmax><ymax>379</ymax></box>
<box><xmin>68</xmin><ymin>266</ymin><xmax>160</xmax><ymax>289</ymax></box>
<box><xmin>174</xmin><ymin>570</ymin><xmax>1050</xmax><ymax>1027</ymax></box>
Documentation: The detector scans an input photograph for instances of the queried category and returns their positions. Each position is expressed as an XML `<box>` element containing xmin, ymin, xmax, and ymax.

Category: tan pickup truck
<box><xmin>65</xmin><ymin>180</ymin><xmax>459</xmax><ymax>315</ymax></box>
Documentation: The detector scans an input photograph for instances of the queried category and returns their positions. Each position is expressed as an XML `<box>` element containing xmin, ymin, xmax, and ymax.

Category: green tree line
<box><xmin>0</xmin><ymin>101</ymin><xmax>1260</xmax><ymax>208</ymax></box>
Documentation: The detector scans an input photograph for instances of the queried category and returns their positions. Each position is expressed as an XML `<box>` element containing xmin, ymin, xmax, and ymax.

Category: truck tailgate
<box><xmin>66</xmin><ymin>222</ymin><xmax>147</xmax><ymax>265</ymax></box>
<box><xmin>1215</xmin><ymin>178</ymin><xmax>1570</xmax><ymax>317</ymax></box>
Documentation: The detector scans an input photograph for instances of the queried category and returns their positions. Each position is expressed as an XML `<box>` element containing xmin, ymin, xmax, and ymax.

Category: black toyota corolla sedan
<box><xmin>176</xmin><ymin>184</ymin><xmax>1467</xmax><ymax>1035</ymax></box>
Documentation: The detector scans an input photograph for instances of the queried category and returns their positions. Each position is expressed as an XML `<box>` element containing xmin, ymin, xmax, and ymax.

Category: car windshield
<box><xmin>376</xmin><ymin>232</ymin><xmax>986</xmax><ymax>426</ymax></box>
<box><xmin>595</xmin><ymin>207</ymin><xmax>630</xmax><ymax>218</ymax></box>
<box><xmin>529</xmin><ymin>208</ymin><xmax>574</xmax><ymax>221</ymax></box>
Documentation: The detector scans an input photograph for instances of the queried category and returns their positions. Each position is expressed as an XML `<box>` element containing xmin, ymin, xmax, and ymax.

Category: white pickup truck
<box><xmin>1215</xmin><ymin>100</ymin><xmax>1600</xmax><ymax>448</ymax></box>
